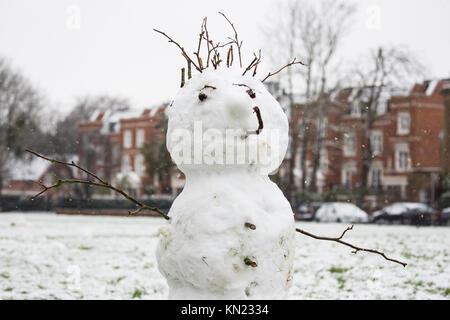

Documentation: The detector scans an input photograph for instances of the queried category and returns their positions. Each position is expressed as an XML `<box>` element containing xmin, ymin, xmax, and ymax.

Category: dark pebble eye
<box><xmin>246</xmin><ymin>89</ymin><xmax>256</xmax><ymax>99</ymax></box>
<box><xmin>198</xmin><ymin>93</ymin><xmax>207</xmax><ymax>101</ymax></box>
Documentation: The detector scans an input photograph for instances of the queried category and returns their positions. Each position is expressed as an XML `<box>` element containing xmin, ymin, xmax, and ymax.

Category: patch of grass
<box><xmin>108</xmin><ymin>276</ymin><xmax>126</xmax><ymax>285</ymax></box>
<box><xmin>337</xmin><ymin>276</ymin><xmax>346</xmax><ymax>290</ymax></box>
<box><xmin>79</xmin><ymin>246</ymin><xmax>93</xmax><ymax>251</ymax></box>
<box><xmin>0</xmin><ymin>272</ymin><xmax>10</xmax><ymax>279</ymax></box>
<box><xmin>38</xmin><ymin>285</ymin><xmax>45</xmax><ymax>290</ymax></box>
<box><xmin>426</xmin><ymin>288</ymin><xmax>439</xmax><ymax>295</ymax></box>
<box><xmin>113</xmin><ymin>266</ymin><xmax>120</xmax><ymax>270</ymax></box>
<box><xmin>442</xmin><ymin>288</ymin><xmax>450</xmax><ymax>297</ymax></box>
<box><xmin>131</xmin><ymin>288</ymin><xmax>146</xmax><ymax>299</ymax></box>
<box><xmin>4</xmin><ymin>287</ymin><xmax>13</xmax><ymax>292</ymax></box>
<box><xmin>402</xmin><ymin>252</ymin><xmax>433</xmax><ymax>260</ymax></box>
<box><xmin>329</xmin><ymin>267</ymin><xmax>349</xmax><ymax>274</ymax></box>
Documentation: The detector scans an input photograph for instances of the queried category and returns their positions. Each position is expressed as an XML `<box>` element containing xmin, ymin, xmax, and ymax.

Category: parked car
<box><xmin>314</xmin><ymin>202</ymin><xmax>368</xmax><ymax>223</ymax></box>
<box><xmin>295</xmin><ymin>202</ymin><xmax>323</xmax><ymax>221</ymax></box>
<box><xmin>371</xmin><ymin>202</ymin><xmax>439</xmax><ymax>225</ymax></box>
<box><xmin>438</xmin><ymin>208</ymin><xmax>450</xmax><ymax>225</ymax></box>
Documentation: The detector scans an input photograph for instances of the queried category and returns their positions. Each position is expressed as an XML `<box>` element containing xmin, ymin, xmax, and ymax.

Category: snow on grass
<box><xmin>0</xmin><ymin>213</ymin><xmax>449</xmax><ymax>300</ymax></box>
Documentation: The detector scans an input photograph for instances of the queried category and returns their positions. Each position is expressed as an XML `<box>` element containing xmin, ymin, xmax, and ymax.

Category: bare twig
<box><xmin>219</xmin><ymin>12</ymin><xmax>242</xmax><ymax>68</ymax></box>
<box><xmin>187</xmin><ymin>60</ymin><xmax>192</xmax><ymax>79</ymax></box>
<box><xmin>261</xmin><ymin>57</ymin><xmax>306</xmax><ymax>83</ymax></box>
<box><xmin>295</xmin><ymin>226</ymin><xmax>407</xmax><ymax>267</ymax></box>
<box><xmin>200</xmin><ymin>85</ymin><xmax>217</xmax><ymax>90</ymax></box>
<box><xmin>253</xmin><ymin>106</ymin><xmax>263</xmax><ymax>134</ymax></box>
<box><xmin>242</xmin><ymin>56</ymin><xmax>258</xmax><ymax>76</ymax></box>
<box><xmin>181</xmin><ymin>68</ymin><xmax>185</xmax><ymax>88</ymax></box>
<box><xmin>243</xmin><ymin>50</ymin><xmax>261</xmax><ymax>76</ymax></box>
<box><xmin>25</xmin><ymin>149</ymin><xmax>170</xmax><ymax>220</ymax></box>
<box><xmin>232</xmin><ymin>83</ymin><xmax>256</xmax><ymax>98</ymax></box>
<box><xmin>153</xmin><ymin>29</ymin><xmax>202</xmax><ymax>73</ymax></box>
<box><xmin>194</xmin><ymin>26</ymin><xmax>205</xmax><ymax>70</ymax></box>
<box><xmin>226</xmin><ymin>46</ymin><xmax>232</xmax><ymax>67</ymax></box>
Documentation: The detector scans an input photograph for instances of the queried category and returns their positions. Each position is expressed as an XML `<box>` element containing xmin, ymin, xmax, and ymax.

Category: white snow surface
<box><xmin>158</xmin><ymin>68</ymin><xmax>295</xmax><ymax>299</ymax></box>
<box><xmin>315</xmin><ymin>203</ymin><xmax>369</xmax><ymax>223</ymax></box>
<box><xmin>1</xmin><ymin>213</ymin><xmax>449</xmax><ymax>300</ymax></box>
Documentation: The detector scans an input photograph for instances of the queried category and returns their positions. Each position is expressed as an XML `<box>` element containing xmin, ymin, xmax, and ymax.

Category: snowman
<box><xmin>156</xmin><ymin>57</ymin><xmax>296</xmax><ymax>299</ymax></box>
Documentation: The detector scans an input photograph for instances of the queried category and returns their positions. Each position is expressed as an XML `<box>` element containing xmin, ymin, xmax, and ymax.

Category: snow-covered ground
<box><xmin>0</xmin><ymin>212</ymin><xmax>449</xmax><ymax>300</ymax></box>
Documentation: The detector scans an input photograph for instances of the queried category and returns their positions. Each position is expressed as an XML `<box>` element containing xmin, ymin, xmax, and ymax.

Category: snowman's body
<box><xmin>156</xmin><ymin>67</ymin><xmax>295</xmax><ymax>299</ymax></box>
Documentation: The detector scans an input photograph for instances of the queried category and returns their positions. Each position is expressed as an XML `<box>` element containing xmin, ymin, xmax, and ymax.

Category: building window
<box><xmin>136</xmin><ymin>129</ymin><xmax>145</xmax><ymax>148</ymax></box>
<box><xmin>376</xmin><ymin>100</ymin><xmax>389</xmax><ymax>115</ymax></box>
<box><xmin>122</xmin><ymin>155</ymin><xmax>130</xmax><ymax>172</ymax></box>
<box><xmin>350</xmin><ymin>101</ymin><xmax>361</xmax><ymax>117</ymax></box>
<box><xmin>395</xmin><ymin>144</ymin><xmax>410</xmax><ymax>171</ymax></box>
<box><xmin>135</xmin><ymin>154</ymin><xmax>144</xmax><ymax>176</ymax></box>
<box><xmin>316</xmin><ymin>118</ymin><xmax>328</xmax><ymax>138</ymax></box>
<box><xmin>343</xmin><ymin>132</ymin><xmax>356</xmax><ymax>156</ymax></box>
<box><xmin>397</xmin><ymin>112</ymin><xmax>410</xmax><ymax>135</ymax></box>
<box><xmin>123</xmin><ymin>130</ymin><xmax>132</xmax><ymax>149</ymax></box>
<box><xmin>370</xmin><ymin>131</ymin><xmax>383</xmax><ymax>156</ymax></box>
<box><xmin>342</xmin><ymin>168</ymin><xmax>353</xmax><ymax>187</ymax></box>
<box><xmin>369</xmin><ymin>166</ymin><xmax>382</xmax><ymax>187</ymax></box>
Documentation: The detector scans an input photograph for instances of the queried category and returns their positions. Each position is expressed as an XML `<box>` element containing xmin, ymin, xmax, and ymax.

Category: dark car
<box><xmin>438</xmin><ymin>208</ymin><xmax>450</xmax><ymax>226</ymax></box>
<box><xmin>371</xmin><ymin>202</ymin><xmax>439</xmax><ymax>226</ymax></box>
<box><xmin>295</xmin><ymin>202</ymin><xmax>323</xmax><ymax>221</ymax></box>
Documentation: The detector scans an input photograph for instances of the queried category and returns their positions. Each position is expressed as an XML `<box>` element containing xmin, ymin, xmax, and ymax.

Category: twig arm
<box><xmin>25</xmin><ymin>149</ymin><xmax>170</xmax><ymax>220</ymax></box>
<box><xmin>295</xmin><ymin>226</ymin><xmax>407</xmax><ymax>267</ymax></box>
<box><xmin>261</xmin><ymin>57</ymin><xmax>306</xmax><ymax>82</ymax></box>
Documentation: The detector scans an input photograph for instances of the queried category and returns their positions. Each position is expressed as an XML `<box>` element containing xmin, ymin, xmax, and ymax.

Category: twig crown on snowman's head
<box><xmin>154</xmin><ymin>12</ymin><xmax>305</xmax><ymax>88</ymax></box>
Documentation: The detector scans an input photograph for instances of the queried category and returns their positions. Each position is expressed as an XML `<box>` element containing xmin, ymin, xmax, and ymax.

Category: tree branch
<box><xmin>261</xmin><ymin>57</ymin><xmax>306</xmax><ymax>83</ymax></box>
<box><xmin>25</xmin><ymin>149</ymin><xmax>170</xmax><ymax>220</ymax></box>
<box><xmin>219</xmin><ymin>12</ymin><xmax>242</xmax><ymax>68</ymax></box>
<box><xmin>295</xmin><ymin>225</ymin><xmax>407</xmax><ymax>267</ymax></box>
<box><xmin>153</xmin><ymin>29</ymin><xmax>202</xmax><ymax>73</ymax></box>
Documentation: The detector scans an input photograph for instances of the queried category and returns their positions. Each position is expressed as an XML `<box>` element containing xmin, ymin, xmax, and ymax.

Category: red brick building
<box><xmin>78</xmin><ymin>105</ymin><xmax>184</xmax><ymax>199</ymax></box>
<box><xmin>285</xmin><ymin>79</ymin><xmax>449</xmax><ymax>209</ymax></box>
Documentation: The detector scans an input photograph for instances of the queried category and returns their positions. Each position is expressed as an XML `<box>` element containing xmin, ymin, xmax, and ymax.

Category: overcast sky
<box><xmin>1</xmin><ymin>0</ymin><xmax>449</xmax><ymax>114</ymax></box>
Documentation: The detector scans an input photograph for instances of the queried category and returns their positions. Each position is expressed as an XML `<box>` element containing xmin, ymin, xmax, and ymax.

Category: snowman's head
<box><xmin>166</xmin><ymin>67</ymin><xmax>289</xmax><ymax>175</ymax></box>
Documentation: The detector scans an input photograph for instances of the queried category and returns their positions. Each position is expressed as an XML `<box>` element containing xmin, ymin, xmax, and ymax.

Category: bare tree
<box><xmin>262</xmin><ymin>0</ymin><xmax>356</xmax><ymax>200</ymax></box>
<box><xmin>350</xmin><ymin>46</ymin><xmax>425</xmax><ymax>205</ymax></box>
<box><xmin>308</xmin><ymin>1</ymin><xmax>356</xmax><ymax>192</ymax></box>
<box><xmin>0</xmin><ymin>57</ymin><xmax>44</xmax><ymax>194</ymax></box>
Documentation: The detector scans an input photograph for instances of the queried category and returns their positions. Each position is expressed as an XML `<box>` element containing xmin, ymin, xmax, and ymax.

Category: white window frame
<box><xmin>397</xmin><ymin>112</ymin><xmax>410</xmax><ymax>135</ymax></box>
<box><xmin>343</xmin><ymin>132</ymin><xmax>356</xmax><ymax>156</ymax></box>
<box><xmin>135</xmin><ymin>154</ymin><xmax>144</xmax><ymax>176</ymax></box>
<box><xmin>136</xmin><ymin>129</ymin><xmax>145</xmax><ymax>148</ymax></box>
<box><xmin>122</xmin><ymin>155</ymin><xmax>130</xmax><ymax>172</ymax></box>
<box><xmin>342</xmin><ymin>167</ymin><xmax>354</xmax><ymax>186</ymax></box>
<box><xmin>350</xmin><ymin>101</ymin><xmax>361</xmax><ymax>117</ymax></box>
<box><xmin>376</xmin><ymin>100</ymin><xmax>388</xmax><ymax>115</ymax></box>
<box><xmin>395</xmin><ymin>143</ymin><xmax>410</xmax><ymax>171</ymax></box>
<box><xmin>370</xmin><ymin>131</ymin><xmax>383</xmax><ymax>156</ymax></box>
<box><xmin>123</xmin><ymin>130</ymin><xmax>132</xmax><ymax>149</ymax></box>
<box><xmin>368</xmin><ymin>162</ymin><xmax>383</xmax><ymax>187</ymax></box>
